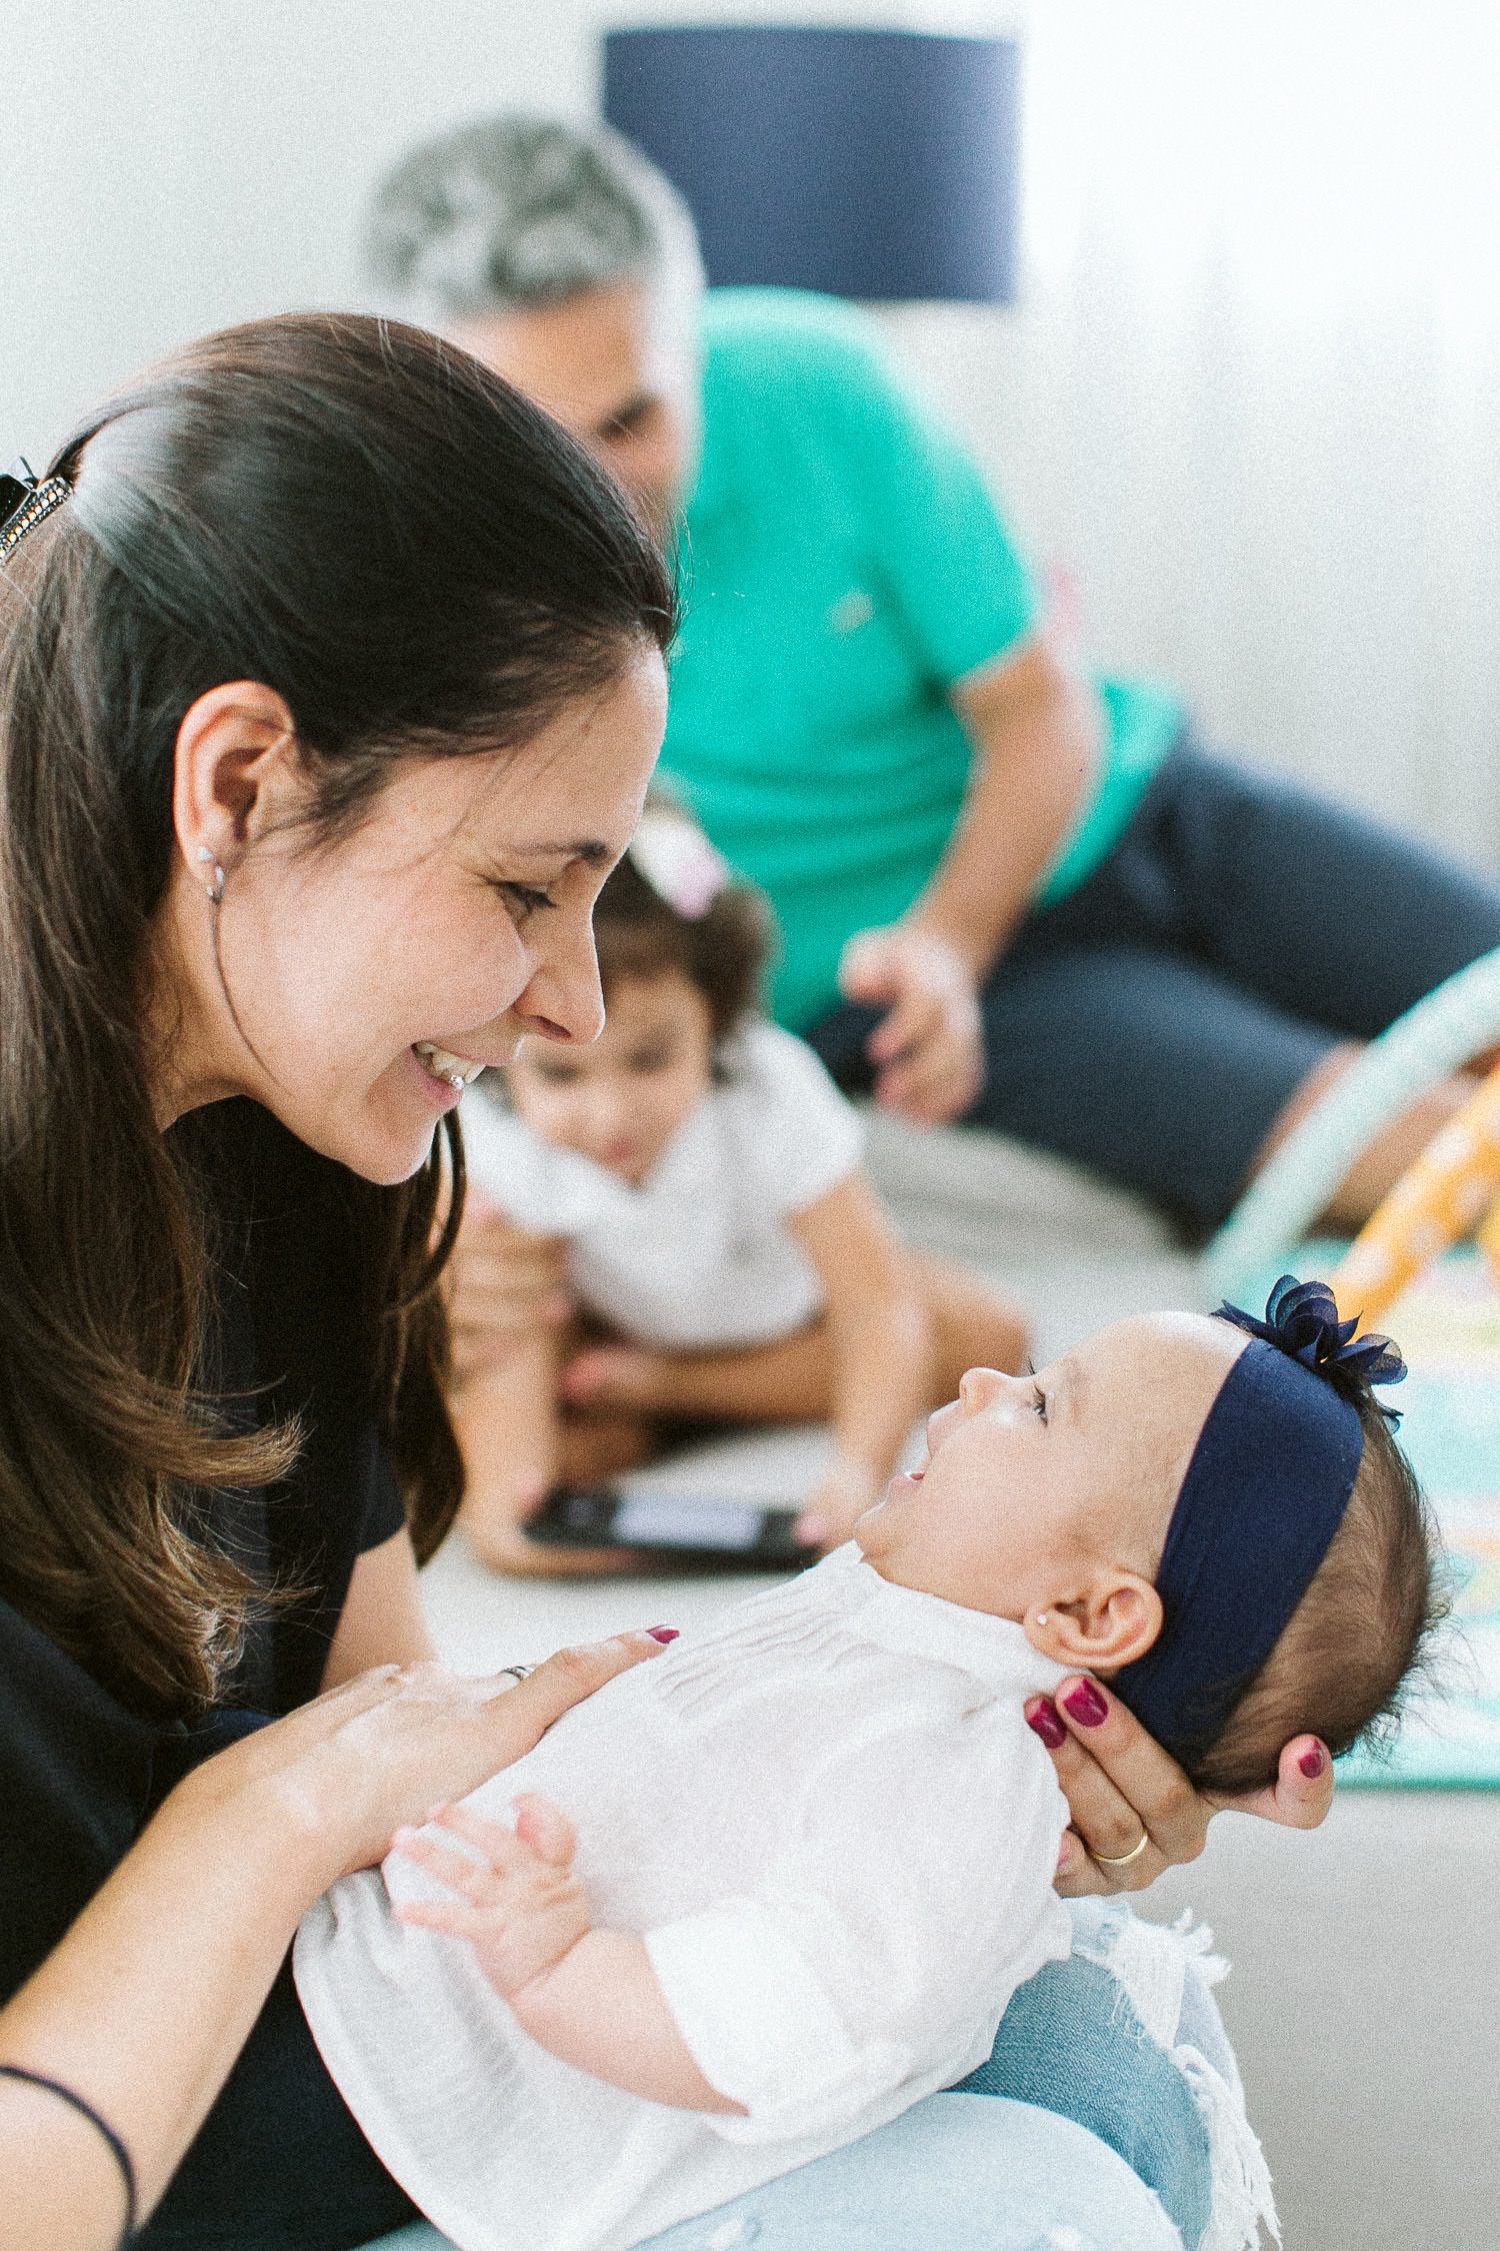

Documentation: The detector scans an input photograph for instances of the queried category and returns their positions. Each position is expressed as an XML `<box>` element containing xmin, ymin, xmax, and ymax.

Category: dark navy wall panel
<box><xmin>603</xmin><ymin>25</ymin><xmax>1020</xmax><ymax>303</ymax></box>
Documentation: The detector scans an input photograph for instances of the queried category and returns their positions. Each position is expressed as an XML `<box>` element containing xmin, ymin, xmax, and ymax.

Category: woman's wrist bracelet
<box><xmin>0</xmin><ymin>2063</ymin><xmax>138</xmax><ymax>2244</ymax></box>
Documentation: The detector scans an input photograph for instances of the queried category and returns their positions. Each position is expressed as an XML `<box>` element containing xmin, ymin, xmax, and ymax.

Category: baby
<box><xmin>294</xmin><ymin>1280</ymin><xmax>1439</xmax><ymax>2251</ymax></box>
<box><xmin>451</xmin><ymin>797</ymin><xmax>1027</xmax><ymax>1574</ymax></box>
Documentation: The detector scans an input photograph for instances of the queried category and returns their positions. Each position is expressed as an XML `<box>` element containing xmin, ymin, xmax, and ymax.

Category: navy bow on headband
<box><xmin>1112</xmin><ymin>1276</ymin><xmax>1407</xmax><ymax>1769</ymax></box>
<box><xmin>1219</xmin><ymin>1273</ymin><xmax>1406</xmax><ymax>1423</ymax></box>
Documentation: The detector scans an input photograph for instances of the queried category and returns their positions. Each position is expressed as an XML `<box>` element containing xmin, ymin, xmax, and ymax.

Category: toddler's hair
<box><xmin>593</xmin><ymin>836</ymin><xmax>772</xmax><ymax>1052</ymax></box>
<box><xmin>1185</xmin><ymin>1397</ymin><xmax>1446</xmax><ymax>1794</ymax></box>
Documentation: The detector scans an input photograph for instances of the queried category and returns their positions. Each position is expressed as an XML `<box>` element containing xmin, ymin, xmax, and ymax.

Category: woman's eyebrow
<box><xmin>510</xmin><ymin>838</ymin><xmax>613</xmax><ymax>865</ymax></box>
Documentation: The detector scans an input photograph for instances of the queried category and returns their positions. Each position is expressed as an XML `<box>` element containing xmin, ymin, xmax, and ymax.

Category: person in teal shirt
<box><xmin>368</xmin><ymin>114</ymin><xmax>1500</xmax><ymax>1247</ymax></box>
<box><xmin>668</xmin><ymin>284</ymin><xmax>1183</xmax><ymax>1039</ymax></box>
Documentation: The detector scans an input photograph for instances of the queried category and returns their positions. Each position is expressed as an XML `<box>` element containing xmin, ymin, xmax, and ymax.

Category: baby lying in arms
<box><xmin>295</xmin><ymin>1279</ymin><xmax>1439</xmax><ymax>2251</ymax></box>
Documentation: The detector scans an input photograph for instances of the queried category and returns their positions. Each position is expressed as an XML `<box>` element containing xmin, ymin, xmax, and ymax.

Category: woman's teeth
<box><xmin>414</xmin><ymin>1041</ymin><xmax>487</xmax><ymax>1091</ymax></box>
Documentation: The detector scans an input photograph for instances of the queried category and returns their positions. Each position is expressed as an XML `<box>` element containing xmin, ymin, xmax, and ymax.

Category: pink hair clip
<box><xmin>628</xmin><ymin>804</ymin><xmax>730</xmax><ymax>920</ymax></box>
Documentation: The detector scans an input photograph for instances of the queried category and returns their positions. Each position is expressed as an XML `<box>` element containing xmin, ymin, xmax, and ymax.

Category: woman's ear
<box><xmin>1025</xmin><ymin>1574</ymin><xmax>1163</xmax><ymax>1670</ymax></box>
<box><xmin>171</xmin><ymin>680</ymin><xmax>301</xmax><ymax>885</ymax></box>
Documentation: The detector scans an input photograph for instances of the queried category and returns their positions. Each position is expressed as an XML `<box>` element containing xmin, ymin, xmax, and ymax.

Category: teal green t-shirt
<box><xmin>660</xmin><ymin>290</ymin><xmax>1183</xmax><ymax>1030</ymax></box>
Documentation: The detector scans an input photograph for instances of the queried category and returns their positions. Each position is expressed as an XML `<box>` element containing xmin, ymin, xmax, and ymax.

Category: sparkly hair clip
<box><xmin>627</xmin><ymin>802</ymin><xmax>730</xmax><ymax>921</ymax></box>
<box><xmin>0</xmin><ymin>459</ymin><xmax>70</xmax><ymax>566</ymax></box>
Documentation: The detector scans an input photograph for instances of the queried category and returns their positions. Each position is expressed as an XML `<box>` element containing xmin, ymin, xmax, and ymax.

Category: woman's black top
<box><xmin>0</xmin><ymin>1101</ymin><xmax>420</xmax><ymax>2249</ymax></box>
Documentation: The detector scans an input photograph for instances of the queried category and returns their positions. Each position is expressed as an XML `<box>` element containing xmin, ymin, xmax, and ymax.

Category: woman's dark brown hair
<box><xmin>0</xmin><ymin>313</ymin><xmax>673</xmax><ymax>1714</ymax></box>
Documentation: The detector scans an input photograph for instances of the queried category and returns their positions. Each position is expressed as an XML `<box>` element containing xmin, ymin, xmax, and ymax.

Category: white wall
<box><xmin>6</xmin><ymin>2</ymin><xmax>1499</xmax><ymax>871</ymax></box>
<box><xmin>1</xmin><ymin>0</ymin><xmax>595</xmax><ymax>455</ymax></box>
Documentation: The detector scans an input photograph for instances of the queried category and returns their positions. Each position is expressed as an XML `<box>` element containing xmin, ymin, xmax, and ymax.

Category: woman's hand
<box><xmin>1025</xmin><ymin>1676</ymin><xmax>1334</xmax><ymax>1896</ymax></box>
<box><xmin>178</xmin><ymin>1634</ymin><xmax>669</xmax><ymax>1894</ymax></box>
<box><xmin>446</xmin><ymin>1201</ymin><xmax>572</xmax><ymax>1382</ymax></box>
<box><xmin>838</xmin><ymin>925</ymin><xmax>983</xmax><ymax>1127</ymax></box>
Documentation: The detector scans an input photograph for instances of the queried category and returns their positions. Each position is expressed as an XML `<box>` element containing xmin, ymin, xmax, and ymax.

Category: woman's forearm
<box><xmin>0</xmin><ymin>1591</ymin><xmax>666</xmax><ymax>2248</ymax></box>
<box><xmin>0</xmin><ymin>2069</ymin><xmax>136</xmax><ymax>2251</ymax></box>
<box><xmin>0</xmin><ymin>1769</ymin><xmax>330</xmax><ymax>2237</ymax></box>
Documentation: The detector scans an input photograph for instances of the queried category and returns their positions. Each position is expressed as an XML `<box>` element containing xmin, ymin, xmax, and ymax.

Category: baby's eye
<box><xmin>1031</xmin><ymin>1383</ymin><xmax>1049</xmax><ymax>1425</ymax></box>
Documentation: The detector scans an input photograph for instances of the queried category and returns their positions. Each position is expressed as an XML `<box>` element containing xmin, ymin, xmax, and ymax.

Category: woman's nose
<box><xmin>515</xmin><ymin>920</ymin><xmax>606</xmax><ymax>1047</ymax></box>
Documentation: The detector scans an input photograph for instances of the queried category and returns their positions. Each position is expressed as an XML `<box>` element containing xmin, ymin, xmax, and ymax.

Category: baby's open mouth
<box><xmin>413</xmin><ymin>1041</ymin><xmax>488</xmax><ymax>1091</ymax></box>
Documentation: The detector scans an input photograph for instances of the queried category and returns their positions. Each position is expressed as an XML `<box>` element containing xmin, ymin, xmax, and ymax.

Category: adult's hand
<box><xmin>446</xmin><ymin>1200</ymin><xmax>571</xmax><ymax>1381</ymax></box>
<box><xmin>1025</xmin><ymin>1676</ymin><xmax>1335</xmax><ymax>1896</ymax></box>
<box><xmin>182</xmin><ymin>1634</ymin><xmax>669</xmax><ymax>1887</ymax></box>
<box><xmin>838</xmin><ymin>924</ymin><xmax>983</xmax><ymax>1127</ymax></box>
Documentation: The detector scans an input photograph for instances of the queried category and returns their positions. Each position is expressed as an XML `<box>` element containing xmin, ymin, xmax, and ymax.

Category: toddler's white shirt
<box><xmin>459</xmin><ymin>1021</ymin><xmax>863</xmax><ymax>1350</ymax></box>
<box><xmin>294</xmin><ymin>1547</ymin><xmax>1072</xmax><ymax>2251</ymax></box>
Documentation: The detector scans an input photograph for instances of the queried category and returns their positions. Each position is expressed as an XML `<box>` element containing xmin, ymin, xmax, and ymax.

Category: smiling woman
<box><xmin>0</xmin><ymin>312</ymin><xmax>674</xmax><ymax>2249</ymax></box>
<box><xmin>154</xmin><ymin>657</ymin><xmax>665</xmax><ymax>1188</ymax></box>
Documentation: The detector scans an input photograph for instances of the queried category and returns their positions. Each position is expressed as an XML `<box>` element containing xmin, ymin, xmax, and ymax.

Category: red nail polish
<box><xmin>1061</xmin><ymin>1679</ymin><xmax>1110</xmax><ymax>1728</ymax></box>
<box><xmin>1026</xmin><ymin>1698</ymin><xmax>1067</xmax><ymax>1750</ymax></box>
<box><xmin>646</xmin><ymin>1626</ymin><xmax>680</xmax><ymax>1644</ymax></box>
<box><xmin>1298</xmin><ymin>1745</ymin><xmax>1326</xmax><ymax>1779</ymax></box>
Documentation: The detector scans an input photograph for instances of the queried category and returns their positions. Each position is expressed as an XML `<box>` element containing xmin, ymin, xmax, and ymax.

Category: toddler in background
<box><xmin>296</xmin><ymin>1279</ymin><xmax>1441</xmax><ymax>2251</ymax></box>
<box><xmin>455</xmin><ymin>799</ymin><xmax>1027</xmax><ymax>1574</ymax></box>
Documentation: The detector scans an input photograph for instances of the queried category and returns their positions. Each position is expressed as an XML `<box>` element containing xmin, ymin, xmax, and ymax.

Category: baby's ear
<box><xmin>1024</xmin><ymin>1574</ymin><xmax>1163</xmax><ymax>1669</ymax></box>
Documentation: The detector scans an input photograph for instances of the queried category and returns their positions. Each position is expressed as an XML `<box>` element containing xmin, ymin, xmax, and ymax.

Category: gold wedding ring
<box><xmin>1092</xmin><ymin>1829</ymin><xmax>1151</xmax><ymax>1868</ymax></box>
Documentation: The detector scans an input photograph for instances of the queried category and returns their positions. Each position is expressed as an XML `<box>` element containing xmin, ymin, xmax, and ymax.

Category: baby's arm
<box><xmin>789</xmin><ymin>1171</ymin><xmax>932</xmax><ymax>1545</ymax></box>
<box><xmin>392</xmin><ymin>1797</ymin><xmax>744</xmax><ymax>2114</ymax></box>
<box><xmin>451</xmin><ymin>1332</ymin><xmax>565</xmax><ymax>1572</ymax></box>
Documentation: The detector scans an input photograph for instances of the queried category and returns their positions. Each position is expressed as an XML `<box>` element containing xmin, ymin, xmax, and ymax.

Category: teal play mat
<box><xmin>1285</xmin><ymin>1249</ymin><xmax>1500</xmax><ymax>1787</ymax></box>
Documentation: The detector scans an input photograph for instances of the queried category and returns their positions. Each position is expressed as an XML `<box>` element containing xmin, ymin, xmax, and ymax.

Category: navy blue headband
<box><xmin>1112</xmin><ymin>1277</ymin><xmax>1406</xmax><ymax>1767</ymax></box>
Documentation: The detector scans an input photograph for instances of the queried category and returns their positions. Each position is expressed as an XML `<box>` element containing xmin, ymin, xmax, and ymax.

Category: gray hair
<box><xmin>365</xmin><ymin>115</ymin><xmax>706</xmax><ymax>327</ymax></box>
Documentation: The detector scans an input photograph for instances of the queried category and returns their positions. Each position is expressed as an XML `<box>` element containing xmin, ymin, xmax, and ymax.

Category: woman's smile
<box><xmin>407</xmin><ymin>1048</ymin><xmax>470</xmax><ymax>1116</ymax></box>
<box><xmin>412</xmin><ymin>1039</ymin><xmax>493</xmax><ymax>1092</ymax></box>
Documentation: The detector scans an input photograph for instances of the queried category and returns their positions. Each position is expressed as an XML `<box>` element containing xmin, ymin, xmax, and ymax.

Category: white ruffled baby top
<box><xmin>294</xmin><ymin>1546</ymin><xmax>1071</xmax><ymax>2251</ymax></box>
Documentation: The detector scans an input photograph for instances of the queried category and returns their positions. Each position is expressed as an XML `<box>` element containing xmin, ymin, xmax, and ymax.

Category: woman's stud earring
<box><xmin>197</xmin><ymin>846</ymin><xmax>225</xmax><ymax>905</ymax></box>
<box><xmin>1036</xmin><ymin>1612</ymin><xmax>1051</xmax><ymax>1626</ymax></box>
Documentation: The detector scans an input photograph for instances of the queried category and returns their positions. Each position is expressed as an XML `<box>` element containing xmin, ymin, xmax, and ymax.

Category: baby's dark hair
<box><xmin>1184</xmin><ymin>1395</ymin><xmax>1446</xmax><ymax>1794</ymax></box>
<box><xmin>593</xmin><ymin>823</ymin><xmax>772</xmax><ymax>1053</ymax></box>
